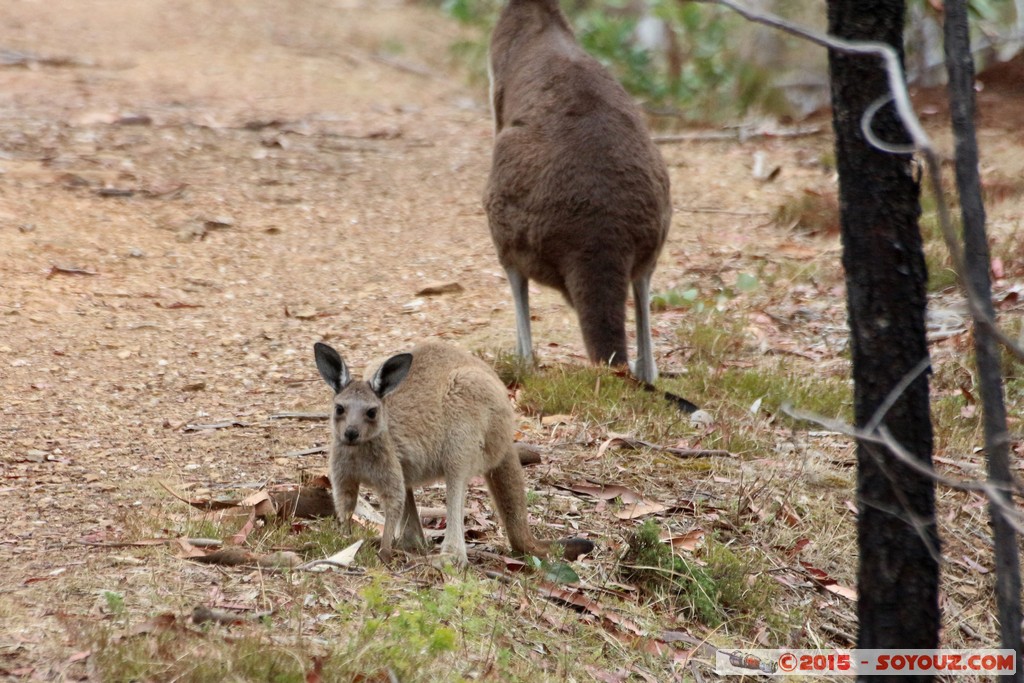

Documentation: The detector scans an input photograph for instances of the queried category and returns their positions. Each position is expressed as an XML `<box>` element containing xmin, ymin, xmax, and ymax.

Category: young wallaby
<box><xmin>313</xmin><ymin>340</ymin><xmax>550</xmax><ymax>566</ymax></box>
<box><xmin>485</xmin><ymin>0</ymin><xmax>672</xmax><ymax>385</ymax></box>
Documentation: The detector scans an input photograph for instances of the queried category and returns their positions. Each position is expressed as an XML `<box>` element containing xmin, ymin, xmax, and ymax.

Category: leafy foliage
<box><xmin>441</xmin><ymin>0</ymin><xmax>775</xmax><ymax>118</ymax></box>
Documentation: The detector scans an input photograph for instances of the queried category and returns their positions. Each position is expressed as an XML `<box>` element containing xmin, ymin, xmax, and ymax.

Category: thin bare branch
<box><xmin>784</xmin><ymin>404</ymin><xmax>1024</xmax><ymax>535</ymax></box>
<box><xmin>864</xmin><ymin>355</ymin><xmax>932</xmax><ymax>435</ymax></box>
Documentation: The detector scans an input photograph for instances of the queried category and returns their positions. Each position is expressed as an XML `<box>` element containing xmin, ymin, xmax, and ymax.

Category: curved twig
<box><xmin>861</xmin><ymin>94</ymin><xmax>918</xmax><ymax>156</ymax></box>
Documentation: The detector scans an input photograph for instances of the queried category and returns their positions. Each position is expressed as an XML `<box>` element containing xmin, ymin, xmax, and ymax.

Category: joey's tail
<box><xmin>565</xmin><ymin>262</ymin><xmax>629</xmax><ymax>367</ymax></box>
<box><xmin>485</xmin><ymin>450</ymin><xmax>550</xmax><ymax>557</ymax></box>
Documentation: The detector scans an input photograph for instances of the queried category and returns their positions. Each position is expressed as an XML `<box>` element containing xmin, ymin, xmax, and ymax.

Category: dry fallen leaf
<box><xmin>825</xmin><ymin>583</ymin><xmax>859</xmax><ymax>601</ymax></box>
<box><xmin>614</xmin><ymin>500</ymin><xmax>670</xmax><ymax>520</ymax></box>
<box><xmin>299</xmin><ymin>539</ymin><xmax>364</xmax><ymax>572</ymax></box>
<box><xmin>129</xmin><ymin>613</ymin><xmax>182</xmax><ymax>637</ymax></box>
<box><xmin>659</xmin><ymin>528</ymin><xmax>705</xmax><ymax>552</ymax></box>
<box><xmin>775</xmin><ymin>537</ymin><xmax>810</xmax><ymax>560</ymax></box>
<box><xmin>175</xmin><ymin>537</ymin><xmax>209</xmax><ymax>560</ymax></box>
<box><xmin>800</xmin><ymin>561</ymin><xmax>857</xmax><ymax>601</ymax></box>
<box><xmin>556</xmin><ymin>482</ymin><xmax>643</xmax><ymax>504</ymax></box>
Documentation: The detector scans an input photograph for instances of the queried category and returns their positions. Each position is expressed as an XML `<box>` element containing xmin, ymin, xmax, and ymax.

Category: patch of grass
<box><xmin>918</xmin><ymin>177</ymin><xmax>964</xmax><ymax>292</ymax></box>
<box><xmin>83</xmin><ymin>568</ymin><xmax>620</xmax><ymax>682</ymax></box>
<box><xmin>489</xmin><ymin>349</ymin><xmax>535</xmax><ymax>387</ymax></box>
<box><xmin>674</xmin><ymin>361</ymin><xmax>851</xmax><ymax>427</ymax></box>
<box><xmin>179</xmin><ymin>517</ymin><xmax>232</xmax><ymax>541</ymax></box>
<box><xmin>620</xmin><ymin>520</ymin><xmax>721</xmax><ymax>625</ymax></box>
<box><xmin>920</xmin><ymin>214</ymin><xmax>959</xmax><ymax>292</ymax></box>
<box><xmin>719</xmin><ymin>365</ymin><xmax>850</xmax><ymax>421</ymax></box>
<box><xmin>90</xmin><ymin>626</ymin><xmax>312</xmax><ymax>683</ymax></box>
<box><xmin>335</xmin><ymin>574</ymin><xmax>464</xmax><ymax>678</ymax></box>
<box><xmin>102</xmin><ymin>590</ymin><xmax>126</xmax><ymax>617</ymax></box>
<box><xmin>515</xmin><ymin>365</ymin><xmax>689</xmax><ymax>441</ymax></box>
<box><xmin>679</xmin><ymin>315</ymin><xmax>750</xmax><ymax>367</ymax></box>
<box><xmin>930</xmin><ymin>394</ymin><xmax>982</xmax><ymax>455</ymax></box>
<box><xmin>619</xmin><ymin>521</ymin><xmax>787</xmax><ymax>638</ymax></box>
<box><xmin>703</xmin><ymin>539</ymin><xmax>784</xmax><ymax>635</ymax></box>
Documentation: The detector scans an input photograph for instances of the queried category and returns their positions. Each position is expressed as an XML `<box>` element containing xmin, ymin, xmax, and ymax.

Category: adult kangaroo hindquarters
<box><xmin>485</xmin><ymin>0</ymin><xmax>672</xmax><ymax>384</ymax></box>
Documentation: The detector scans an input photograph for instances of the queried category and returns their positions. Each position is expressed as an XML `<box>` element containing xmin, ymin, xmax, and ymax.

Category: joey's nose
<box><xmin>343</xmin><ymin>427</ymin><xmax>359</xmax><ymax>443</ymax></box>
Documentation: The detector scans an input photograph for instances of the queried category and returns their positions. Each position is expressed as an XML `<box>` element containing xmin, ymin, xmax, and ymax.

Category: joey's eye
<box><xmin>366</xmin><ymin>407</ymin><xmax>378</xmax><ymax>420</ymax></box>
<box><xmin>334</xmin><ymin>404</ymin><xmax>345</xmax><ymax>418</ymax></box>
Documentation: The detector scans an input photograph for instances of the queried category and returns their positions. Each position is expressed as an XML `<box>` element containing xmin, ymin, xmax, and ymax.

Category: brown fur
<box><xmin>314</xmin><ymin>340</ymin><xmax>548</xmax><ymax>566</ymax></box>
<box><xmin>485</xmin><ymin>0</ymin><xmax>672</xmax><ymax>380</ymax></box>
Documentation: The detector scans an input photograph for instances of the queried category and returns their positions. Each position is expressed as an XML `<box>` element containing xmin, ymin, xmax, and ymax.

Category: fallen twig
<box><xmin>0</xmin><ymin>49</ymin><xmax>93</xmax><ymax>68</ymax></box>
<box><xmin>598</xmin><ymin>434</ymin><xmax>733</xmax><ymax>459</ymax></box>
<box><xmin>676</xmin><ymin>206</ymin><xmax>770</xmax><ymax>217</ymax></box>
<box><xmin>183</xmin><ymin>420</ymin><xmax>250</xmax><ymax>432</ymax></box>
<box><xmin>267</xmin><ymin>412</ymin><xmax>329</xmax><ymax>421</ymax></box>
<box><xmin>47</xmin><ymin>264</ymin><xmax>98</xmax><ymax>278</ymax></box>
<box><xmin>653</xmin><ymin>124</ymin><xmax>821</xmax><ymax>144</ymax></box>
<box><xmin>191</xmin><ymin>605</ymin><xmax>274</xmax><ymax>626</ymax></box>
<box><xmin>282</xmin><ymin>445</ymin><xmax>327</xmax><ymax>457</ymax></box>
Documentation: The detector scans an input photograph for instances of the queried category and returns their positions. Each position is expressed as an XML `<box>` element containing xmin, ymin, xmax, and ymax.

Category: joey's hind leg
<box><xmin>485</xmin><ymin>449</ymin><xmax>548</xmax><ymax>557</ymax></box>
<box><xmin>398</xmin><ymin>488</ymin><xmax>428</xmax><ymax>553</ymax></box>
<box><xmin>440</xmin><ymin>469</ymin><xmax>470</xmax><ymax>566</ymax></box>
<box><xmin>505</xmin><ymin>267</ymin><xmax>533</xmax><ymax>362</ymax></box>
<box><xmin>630</xmin><ymin>273</ymin><xmax>658</xmax><ymax>384</ymax></box>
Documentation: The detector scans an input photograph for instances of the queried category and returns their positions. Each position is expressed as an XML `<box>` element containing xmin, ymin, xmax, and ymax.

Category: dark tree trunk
<box><xmin>943</xmin><ymin>1</ymin><xmax>1023</xmax><ymax>676</ymax></box>
<box><xmin>827</xmin><ymin>0</ymin><xmax>940</xmax><ymax>678</ymax></box>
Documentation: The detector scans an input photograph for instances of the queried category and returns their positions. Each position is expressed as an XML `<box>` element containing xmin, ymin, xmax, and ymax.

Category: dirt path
<box><xmin>3</xmin><ymin>1</ymin><xmax>1022</xmax><ymax>678</ymax></box>
<box><xmin>0</xmin><ymin>0</ymin><xmax>823</xmax><ymax>524</ymax></box>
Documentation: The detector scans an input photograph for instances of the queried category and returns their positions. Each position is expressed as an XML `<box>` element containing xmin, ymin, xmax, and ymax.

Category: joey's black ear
<box><xmin>314</xmin><ymin>342</ymin><xmax>351</xmax><ymax>393</ymax></box>
<box><xmin>369</xmin><ymin>353</ymin><xmax>413</xmax><ymax>398</ymax></box>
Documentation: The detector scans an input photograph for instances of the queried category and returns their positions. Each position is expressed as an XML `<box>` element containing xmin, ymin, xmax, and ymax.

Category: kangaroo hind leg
<box><xmin>398</xmin><ymin>488</ymin><xmax>428</xmax><ymax>553</ymax></box>
<box><xmin>485</xmin><ymin>449</ymin><xmax>549</xmax><ymax>557</ymax></box>
<box><xmin>630</xmin><ymin>272</ymin><xmax>658</xmax><ymax>384</ymax></box>
<box><xmin>505</xmin><ymin>266</ymin><xmax>533</xmax><ymax>362</ymax></box>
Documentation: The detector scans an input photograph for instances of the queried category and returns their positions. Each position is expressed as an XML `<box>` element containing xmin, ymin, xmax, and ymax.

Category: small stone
<box><xmin>689</xmin><ymin>410</ymin><xmax>714</xmax><ymax>427</ymax></box>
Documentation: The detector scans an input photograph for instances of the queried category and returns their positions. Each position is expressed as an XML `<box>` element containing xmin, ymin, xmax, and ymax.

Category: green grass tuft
<box><xmin>619</xmin><ymin>521</ymin><xmax>789</xmax><ymax>638</ymax></box>
<box><xmin>516</xmin><ymin>365</ymin><xmax>690</xmax><ymax>441</ymax></box>
<box><xmin>620</xmin><ymin>520</ymin><xmax>722</xmax><ymax>625</ymax></box>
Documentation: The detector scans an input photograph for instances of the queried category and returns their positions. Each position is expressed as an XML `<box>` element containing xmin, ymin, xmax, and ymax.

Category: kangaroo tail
<box><xmin>564</xmin><ymin>259</ymin><xmax>629</xmax><ymax>367</ymax></box>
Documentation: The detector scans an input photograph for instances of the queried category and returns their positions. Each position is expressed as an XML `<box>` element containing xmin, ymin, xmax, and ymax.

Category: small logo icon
<box><xmin>726</xmin><ymin>650</ymin><xmax>778</xmax><ymax>674</ymax></box>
